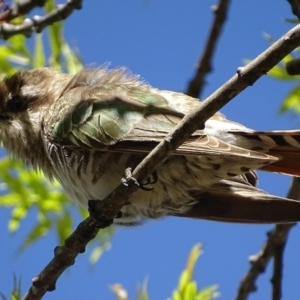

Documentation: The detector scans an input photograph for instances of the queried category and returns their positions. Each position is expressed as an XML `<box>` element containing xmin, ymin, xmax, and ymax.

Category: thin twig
<box><xmin>186</xmin><ymin>0</ymin><xmax>231</xmax><ymax>98</ymax></box>
<box><xmin>270</xmin><ymin>178</ymin><xmax>300</xmax><ymax>300</ymax></box>
<box><xmin>271</xmin><ymin>228</ymin><xmax>285</xmax><ymax>300</ymax></box>
<box><xmin>0</xmin><ymin>0</ymin><xmax>82</xmax><ymax>39</ymax></box>
<box><xmin>234</xmin><ymin>178</ymin><xmax>300</xmax><ymax>300</ymax></box>
<box><xmin>0</xmin><ymin>0</ymin><xmax>47</xmax><ymax>22</ymax></box>
<box><xmin>22</xmin><ymin>23</ymin><xmax>300</xmax><ymax>300</ymax></box>
<box><xmin>286</xmin><ymin>0</ymin><xmax>300</xmax><ymax>21</ymax></box>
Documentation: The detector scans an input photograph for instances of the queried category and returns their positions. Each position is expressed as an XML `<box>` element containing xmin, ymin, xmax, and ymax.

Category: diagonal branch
<box><xmin>186</xmin><ymin>0</ymin><xmax>231</xmax><ymax>98</ymax></box>
<box><xmin>22</xmin><ymin>23</ymin><xmax>300</xmax><ymax>300</ymax></box>
<box><xmin>0</xmin><ymin>0</ymin><xmax>82</xmax><ymax>39</ymax></box>
<box><xmin>234</xmin><ymin>177</ymin><xmax>300</xmax><ymax>300</ymax></box>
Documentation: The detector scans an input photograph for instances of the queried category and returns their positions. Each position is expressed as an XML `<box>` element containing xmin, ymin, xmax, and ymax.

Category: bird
<box><xmin>1</xmin><ymin>67</ymin><xmax>300</xmax><ymax>226</ymax></box>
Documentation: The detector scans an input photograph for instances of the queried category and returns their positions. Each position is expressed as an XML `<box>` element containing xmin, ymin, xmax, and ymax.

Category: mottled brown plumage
<box><xmin>1</xmin><ymin>67</ymin><xmax>300</xmax><ymax>225</ymax></box>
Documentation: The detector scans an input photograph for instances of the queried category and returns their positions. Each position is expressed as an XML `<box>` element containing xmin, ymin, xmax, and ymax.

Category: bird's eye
<box><xmin>7</xmin><ymin>95</ymin><xmax>26</xmax><ymax>112</ymax></box>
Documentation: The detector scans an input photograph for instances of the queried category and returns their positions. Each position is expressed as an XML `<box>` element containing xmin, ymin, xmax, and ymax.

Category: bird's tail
<box><xmin>173</xmin><ymin>130</ymin><xmax>300</xmax><ymax>224</ymax></box>
<box><xmin>230</xmin><ymin>130</ymin><xmax>300</xmax><ymax>177</ymax></box>
<box><xmin>173</xmin><ymin>179</ymin><xmax>300</xmax><ymax>223</ymax></box>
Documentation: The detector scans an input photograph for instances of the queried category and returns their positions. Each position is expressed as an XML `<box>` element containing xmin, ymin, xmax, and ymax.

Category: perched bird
<box><xmin>1</xmin><ymin>67</ymin><xmax>300</xmax><ymax>226</ymax></box>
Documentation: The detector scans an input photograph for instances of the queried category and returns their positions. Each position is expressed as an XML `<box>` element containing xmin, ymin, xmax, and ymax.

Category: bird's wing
<box><xmin>44</xmin><ymin>85</ymin><xmax>277</xmax><ymax>169</ymax></box>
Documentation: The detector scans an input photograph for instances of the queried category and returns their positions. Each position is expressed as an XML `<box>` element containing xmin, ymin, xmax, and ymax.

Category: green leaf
<box><xmin>17</xmin><ymin>218</ymin><xmax>51</xmax><ymax>253</ymax></box>
<box><xmin>268</xmin><ymin>65</ymin><xmax>300</xmax><ymax>81</ymax></box>
<box><xmin>44</xmin><ymin>0</ymin><xmax>63</xmax><ymax>69</ymax></box>
<box><xmin>137</xmin><ymin>278</ymin><xmax>149</xmax><ymax>300</ymax></box>
<box><xmin>171</xmin><ymin>244</ymin><xmax>218</xmax><ymax>300</ymax></box>
<box><xmin>110</xmin><ymin>284</ymin><xmax>129</xmax><ymax>300</ymax></box>
<box><xmin>186</xmin><ymin>244</ymin><xmax>202</xmax><ymax>276</ymax></box>
<box><xmin>0</xmin><ymin>158</ymin><xmax>72</xmax><ymax>250</ymax></box>
<box><xmin>9</xmin><ymin>205</ymin><xmax>29</xmax><ymax>232</ymax></box>
<box><xmin>33</xmin><ymin>33</ymin><xmax>46</xmax><ymax>68</ymax></box>
<box><xmin>55</xmin><ymin>211</ymin><xmax>73</xmax><ymax>243</ymax></box>
<box><xmin>172</xmin><ymin>291</ymin><xmax>183</xmax><ymax>300</ymax></box>
<box><xmin>196</xmin><ymin>285</ymin><xmax>219</xmax><ymax>300</ymax></box>
<box><xmin>0</xmin><ymin>46</ymin><xmax>19</xmax><ymax>74</ymax></box>
<box><xmin>0</xmin><ymin>274</ymin><xmax>22</xmax><ymax>300</ymax></box>
<box><xmin>282</xmin><ymin>53</ymin><xmax>295</xmax><ymax>64</ymax></box>
<box><xmin>182</xmin><ymin>281</ymin><xmax>197</xmax><ymax>300</ymax></box>
<box><xmin>7</xmin><ymin>34</ymin><xmax>30</xmax><ymax>59</ymax></box>
<box><xmin>89</xmin><ymin>225</ymin><xmax>115</xmax><ymax>264</ymax></box>
<box><xmin>0</xmin><ymin>34</ymin><xmax>30</xmax><ymax>74</ymax></box>
<box><xmin>267</xmin><ymin>53</ymin><xmax>300</xmax><ymax>80</ymax></box>
<box><xmin>62</xmin><ymin>42</ymin><xmax>83</xmax><ymax>74</ymax></box>
<box><xmin>268</xmin><ymin>64</ymin><xmax>292</xmax><ymax>80</ymax></box>
<box><xmin>178</xmin><ymin>270</ymin><xmax>190</xmax><ymax>295</ymax></box>
<box><xmin>283</xmin><ymin>18</ymin><xmax>299</xmax><ymax>24</ymax></box>
<box><xmin>280</xmin><ymin>85</ymin><xmax>300</xmax><ymax>115</ymax></box>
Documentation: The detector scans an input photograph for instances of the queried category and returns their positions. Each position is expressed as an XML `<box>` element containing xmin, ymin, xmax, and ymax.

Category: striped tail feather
<box><xmin>230</xmin><ymin>130</ymin><xmax>300</xmax><ymax>177</ymax></box>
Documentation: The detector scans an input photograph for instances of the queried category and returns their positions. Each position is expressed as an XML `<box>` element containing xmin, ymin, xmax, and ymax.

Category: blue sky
<box><xmin>1</xmin><ymin>1</ymin><xmax>300</xmax><ymax>299</ymax></box>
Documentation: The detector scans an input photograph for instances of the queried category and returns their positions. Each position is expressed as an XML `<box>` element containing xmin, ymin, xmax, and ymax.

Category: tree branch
<box><xmin>22</xmin><ymin>217</ymin><xmax>111</xmax><ymax>300</ymax></box>
<box><xmin>271</xmin><ymin>227</ymin><xmax>286</xmax><ymax>300</ymax></box>
<box><xmin>186</xmin><ymin>0</ymin><xmax>231</xmax><ymax>98</ymax></box>
<box><xmin>234</xmin><ymin>178</ymin><xmax>300</xmax><ymax>300</ymax></box>
<box><xmin>22</xmin><ymin>23</ymin><xmax>300</xmax><ymax>300</ymax></box>
<box><xmin>271</xmin><ymin>178</ymin><xmax>300</xmax><ymax>300</ymax></box>
<box><xmin>286</xmin><ymin>0</ymin><xmax>300</xmax><ymax>21</ymax></box>
<box><xmin>0</xmin><ymin>0</ymin><xmax>82</xmax><ymax>39</ymax></box>
<box><xmin>0</xmin><ymin>0</ymin><xmax>47</xmax><ymax>22</ymax></box>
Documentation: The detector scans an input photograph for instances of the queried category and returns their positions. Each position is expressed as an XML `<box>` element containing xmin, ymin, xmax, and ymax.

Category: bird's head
<box><xmin>0</xmin><ymin>68</ymin><xmax>70</xmax><ymax>163</ymax></box>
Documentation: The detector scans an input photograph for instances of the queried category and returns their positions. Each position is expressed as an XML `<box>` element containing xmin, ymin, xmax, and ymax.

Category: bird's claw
<box><xmin>121</xmin><ymin>167</ymin><xmax>139</xmax><ymax>187</ymax></box>
<box><xmin>115</xmin><ymin>211</ymin><xmax>123</xmax><ymax>218</ymax></box>
<box><xmin>144</xmin><ymin>171</ymin><xmax>158</xmax><ymax>185</ymax></box>
<box><xmin>121</xmin><ymin>168</ymin><xmax>158</xmax><ymax>191</ymax></box>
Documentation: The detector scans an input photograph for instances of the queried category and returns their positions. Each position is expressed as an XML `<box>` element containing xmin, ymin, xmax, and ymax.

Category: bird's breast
<box><xmin>49</xmin><ymin>149</ymin><xmax>131</xmax><ymax>207</ymax></box>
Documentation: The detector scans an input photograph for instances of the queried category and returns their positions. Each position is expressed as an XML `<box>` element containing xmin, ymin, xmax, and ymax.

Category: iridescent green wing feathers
<box><xmin>45</xmin><ymin>84</ymin><xmax>183</xmax><ymax>150</ymax></box>
<box><xmin>44</xmin><ymin>84</ymin><xmax>277</xmax><ymax>166</ymax></box>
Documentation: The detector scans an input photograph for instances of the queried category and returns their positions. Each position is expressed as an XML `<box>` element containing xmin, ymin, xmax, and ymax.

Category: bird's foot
<box><xmin>143</xmin><ymin>171</ymin><xmax>158</xmax><ymax>186</ymax></box>
<box><xmin>121</xmin><ymin>167</ymin><xmax>139</xmax><ymax>186</ymax></box>
<box><xmin>121</xmin><ymin>167</ymin><xmax>158</xmax><ymax>191</ymax></box>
